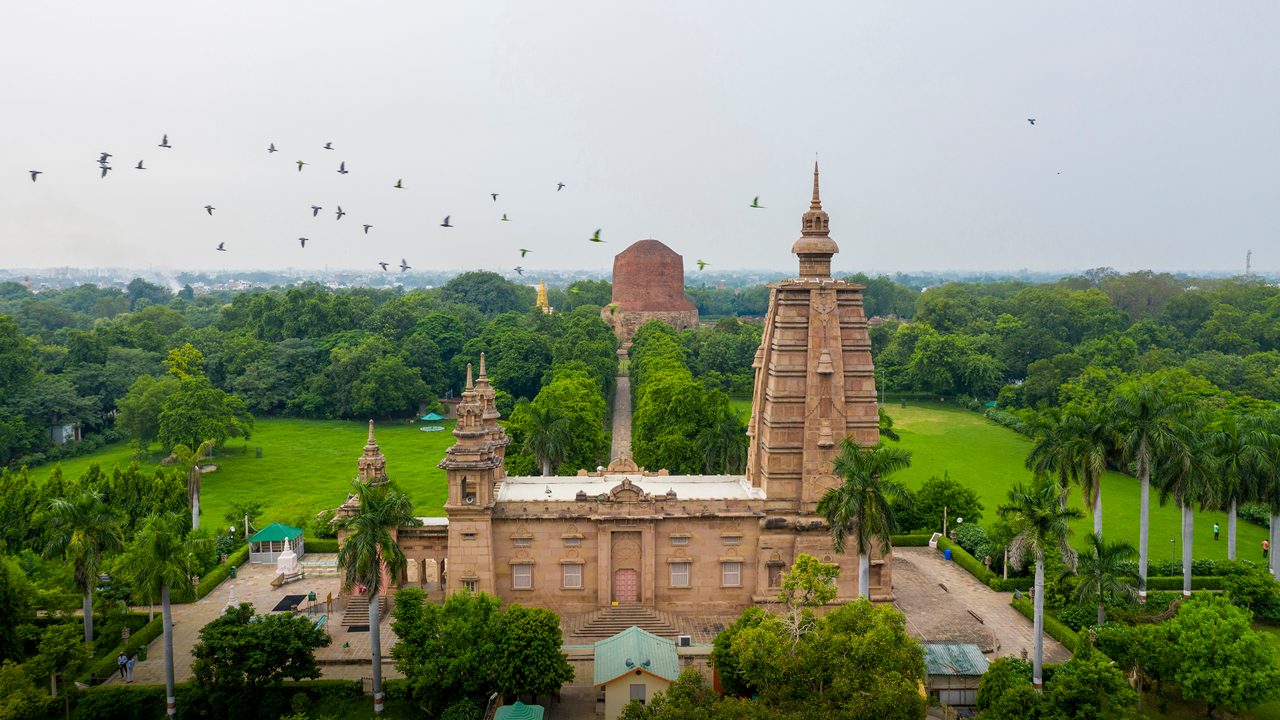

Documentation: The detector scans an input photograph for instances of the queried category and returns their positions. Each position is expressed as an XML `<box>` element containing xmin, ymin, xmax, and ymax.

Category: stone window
<box><xmin>767</xmin><ymin>562</ymin><xmax>785</xmax><ymax>588</ymax></box>
<box><xmin>670</xmin><ymin>535</ymin><xmax>690</xmax><ymax>547</ymax></box>
<box><xmin>462</xmin><ymin>533</ymin><xmax>477</xmax><ymax>542</ymax></box>
<box><xmin>562</xmin><ymin>564</ymin><xmax>582</xmax><ymax>589</ymax></box>
<box><xmin>669</xmin><ymin>562</ymin><xmax>690</xmax><ymax>588</ymax></box>
<box><xmin>513</xmin><ymin>537</ymin><xmax>532</xmax><ymax>548</ymax></box>
<box><xmin>722</xmin><ymin>534</ymin><xmax>742</xmax><ymax>546</ymax></box>
<box><xmin>563</xmin><ymin>537</ymin><xmax>582</xmax><ymax>547</ymax></box>
<box><xmin>512</xmin><ymin>564</ymin><xmax>532</xmax><ymax>590</ymax></box>
<box><xmin>462</xmin><ymin>579</ymin><xmax>476</xmax><ymax>592</ymax></box>
<box><xmin>721</xmin><ymin>561</ymin><xmax>742</xmax><ymax>587</ymax></box>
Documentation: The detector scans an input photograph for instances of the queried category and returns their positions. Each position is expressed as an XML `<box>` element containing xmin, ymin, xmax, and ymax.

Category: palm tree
<box><xmin>1251</xmin><ymin>411</ymin><xmax>1280</xmax><ymax>577</ymax></box>
<box><xmin>999</xmin><ymin>479</ymin><xmax>1082</xmax><ymax>690</ymax></box>
<box><xmin>522</xmin><ymin>404</ymin><xmax>572</xmax><ymax>477</ymax></box>
<box><xmin>1060</xmin><ymin>408</ymin><xmax>1112</xmax><ymax>537</ymax></box>
<box><xmin>337</xmin><ymin>481</ymin><xmax>419</xmax><ymax>716</ymax></box>
<box><xmin>1155</xmin><ymin>419</ymin><xmax>1214</xmax><ymax>597</ymax></box>
<box><xmin>1110</xmin><ymin>378</ymin><xmax>1191</xmax><ymax>600</ymax></box>
<box><xmin>171</xmin><ymin>439</ymin><xmax>215</xmax><ymax>530</ymax></box>
<box><xmin>123</xmin><ymin>512</ymin><xmax>210</xmax><ymax>718</ymax></box>
<box><xmin>698</xmin><ymin>409</ymin><xmax>748</xmax><ymax>473</ymax></box>
<box><xmin>43</xmin><ymin>489</ymin><xmax>124</xmax><ymax>643</ymax></box>
<box><xmin>1025</xmin><ymin>409</ymin><xmax>1077</xmax><ymax>507</ymax></box>
<box><xmin>1069</xmin><ymin>532</ymin><xmax>1138</xmax><ymax>626</ymax></box>
<box><xmin>817</xmin><ymin>439</ymin><xmax>913</xmax><ymax>599</ymax></box>
<box><xmin>1209</xmin><ymin>413</ymin><xmax>1271</xmax><ymax>560</ymax></box>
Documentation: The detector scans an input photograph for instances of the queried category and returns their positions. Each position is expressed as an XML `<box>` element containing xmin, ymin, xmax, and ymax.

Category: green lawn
<box><xmin>27</xmin><ymin>418</ymin><xmax>454</xmax><ymax>529</ymax></box>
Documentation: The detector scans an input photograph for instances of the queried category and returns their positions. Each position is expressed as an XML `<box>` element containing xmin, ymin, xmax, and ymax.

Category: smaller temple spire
<box><xmin>357</xmin><ymin>419</ymin><xmax>388</xmax><ymax>485</ymax></box>
<box><xmin>810</xmin><ymin>160</ymin><xmax>822</xmax><ymax>210</ymax></box>
<box><xmin>478</xmin><ymin>352</ymin><xmax>488</xmax><ymax>380</ymax></box>
<box><xmin>366</xmin><ymin>419</ymin><xmax>376</xmax><ymax>446</ymax></box>
<box><xmin>465</xmin><ymin>363</ymin><xmax>474</xmax><ymax>390</ymax></box>
<box><xmin>791</xmin><ymin>161</ymin><xmax>839</xmax><ymax>279</ymax></box>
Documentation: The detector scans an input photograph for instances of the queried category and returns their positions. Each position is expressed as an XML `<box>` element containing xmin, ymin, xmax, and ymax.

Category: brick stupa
<box><xmin>602</xmin><ymin>239</ymin><xmax>698</xmax><ymax>351</ymax></box>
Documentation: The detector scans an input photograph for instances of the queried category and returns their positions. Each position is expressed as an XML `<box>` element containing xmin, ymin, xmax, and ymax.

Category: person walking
<box><xmin>1214</xmin><ymin>522</ymin><xmax>1220</xmax><ymax>541</ymax></box>
<box><xmin>1264</xmin><ymin>539</ymin><xmax>1270</xmax><ymax>559</ymax></box>
<box><xmin>116</xmin><ymin>652</ymin><xmax>127</xmax><ymax>679</ymax></box>
<box><xmin>126</xmin><ymin>655</ymin><xmax>136</xmax><ymax>683</ymax></box>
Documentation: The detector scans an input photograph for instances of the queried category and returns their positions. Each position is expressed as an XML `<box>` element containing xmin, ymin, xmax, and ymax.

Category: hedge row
<box><xmin>84</xmin><ymin>615</ymin><xmax>164</xmax><ymax>683</ymax></box>
<box><xmin>191</xmin><ymin>543</ymin><xmax>251</xmax><ymax>602</ymax></box>
<box><xmin>71</xmin><ymin>679</ymin><xmax>365</xmax><ymax>719</ymax></box>
<box><xmin>1011</xmin><ymin>597</ymin><xmax>1086</xmax><ymax>655</ymax></box>
<box><xmin>890</xmin><ymin>533</ymin><xmax>934</xmax><ymax>547</ymax></box>
<box><xmin>1145</xmin><ymin>575</ymin><xmax>1225</xmax><ymax>591</ymax></box>
<box><xmin>306</xmin><ymin>538</ymin><xmax>339</xmax><ymax>553</ymax></box>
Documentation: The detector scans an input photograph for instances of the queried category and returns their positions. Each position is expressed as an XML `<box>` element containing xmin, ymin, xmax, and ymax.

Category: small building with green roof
<box><xmin>923</xmin><ymin>642</ymin><xmax>989</xmax><ymax>711</ymax></box>
<box><xmin>248</xmin><ymin>522</ymin><xmax>305</xmax><ymax>564</ymax></box>
<box><xmin>594</xmin><ymin>626</ymin><xmax>679</xmax><ymax>720</ymax></box>
<box><xmin>493</xmin><ymin>701</ymin><xmax>544</xmax><ymax>720</ymax></box>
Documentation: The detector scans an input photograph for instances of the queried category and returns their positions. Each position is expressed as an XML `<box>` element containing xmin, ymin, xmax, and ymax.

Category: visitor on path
<box><xmin>1214</xmin><ymin>523</ymin><xmax>1220</xmax><ymax>541</ymax></box>
<box><xmin>126</xmin><ymin>656</ymin><xmax>136</xmax><ymax>683</ymax></box>
<box><xmin>116</xmin><ymin>653</ymin><xmax>127</xmax><ymax>679</ymax></box>
<box><xmin>1264</xmin><ymin>539</ymin><xmax>1270</xmax><ymax>558</ymax></box>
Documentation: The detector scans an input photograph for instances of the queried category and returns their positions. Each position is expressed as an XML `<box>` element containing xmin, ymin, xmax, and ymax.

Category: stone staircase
<box><xmin>340</xmin><ymin>594</ymin><xmax>388</xmax><ymax>628</ymax></box>
<box><xmin>569</xmin><ymin>605</ymin><xmax>682</xmax><ymax>643</ymax></box>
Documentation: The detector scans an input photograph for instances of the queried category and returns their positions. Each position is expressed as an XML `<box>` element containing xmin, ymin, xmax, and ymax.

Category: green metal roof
<box><xmin>248</xmin><ymin>522</ymin><xmax>303</xmax><ymax>543</ymax></box>
<box><xmin>494</xmin><ymin>702</ymin><xmax>543</xmax><ymax>720</ymax></box>
<box><xmin>923</xmin><ymin>643</ymin><xmax>990</xmax><ymax>677</ymax></box>
<box><xmin>593</xmin><ymin>626</ymin><xmax>679</xmax><ymax>685</ymax></box>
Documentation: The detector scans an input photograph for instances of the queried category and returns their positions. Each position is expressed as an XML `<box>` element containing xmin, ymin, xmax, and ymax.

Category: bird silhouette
<box><xmin>399</xmin><ymin>258</ymin><xmax>411</xmax><ymax>272</ymax></box>
<box><xmin>335</xmin><ymin>206</ymin><xmax>346</xmax><ymax>220</ymax></box>
<box><xmin>696</xmin><ymin>260</ymin><xmax>709</xmax><ymax>270</ymax></box>
<box><xmin>557</xmin><ymin>182</ymin><xmax>565</xmax><ymax>191</ymax></box>
<box><xmin>323</xmin><ymin>142</ymin><xmax>334</xmax><ymax>150</ymax></box>
<box><xmin>99</xmin><ymin>152</ymin><xmax>112</xmax><ymax>164</ymax></box>
<box><xmin>205</xmin><ymin>205</ymin><xmax>215</xmax><ymax>215</ymax></box>
<box><xmin>491</xmin><ymin>193</ymin><xmax>499</xmax><ymax>202</ymax></box>
<box><xmin>158</xmin><ymin>134</ymin><xmax>171</xmax><ymax>148</ymax></box>
<box><xmin>216</xmin><ymin>242</ymin><xmax>226</xmax><ymax>252</ymax></box>
<box><xmin>299</xmin><ymin>238</ymin><xmax>308</xmax><ymax>248</ymax></box>
<box><xmin>1027</xmin><ymin>118</ymin><xmax>1036</xmax><ymax>125</ymax></box>
<box><xmin>100</xmin><ymin>166</ymin><xmax>112</xmax><ymax>178</ymax></box>
<box><xmin>378</xmin><ymin>261</ymin><xmax>389</xmax><ymax>271</ymax></box>
<box><xmin>135</xmin><ymin>160</ymin><xmax>146</xmax><ymax>170</ymax></box>
<box><xmin>588</xmin><ymin>229</ymin><xmax>603</xmax><ymax>242</ymax></box>
<box><xmin>297</xmin><ymin>160</ymin><xmax>307</xmax><ymax>172</ymax></box>
<box><xmin>311</xmin><ymin>205</ymin><xmax>322</xmax><ymax>217</ymax></box>
<box><xmin>268</xmin><ymin>143</ymin><xmax>278</xmax><ymax>153</ymax></box>
<box><xmin>514</xmin><ymin>266</ymin><xmax>524</xmax><ymax>276</ymax></box>
<box><xmin>338</xmin><ymin>161</ymin><xmax>347</xmax><ymax>175</ymax></box>
<box><xmin>362</xmin><ymin>224</ymin><xmax>372</xmax><ymax>234</ymax></box>
<box><xmin>394</xmin><ymin>179</ymin><xmax>403</xmax><ymax>189</ymax></box>
<box><xmin>750</xmin><ymin>196</ymin><xmax>764</xmax><ymax>208</ymax></box>
<box><xmin>29</xmin><ymin>171</ymin><xmax>41</xmax><ymax>182</ymax></box>
<box><xmin>441</xmin><ymin>216</ymin><xmax>452</xmax><ymax>228</ymax></box>
<box><xmin>519</xmin><ymin>248</ymin><xmax>530</xmax><ymax>257</ymax></box>
<box><xmin>501</xmin><ymin>214</ymin><xmax>510</xmax><ymax>222</ymax></box>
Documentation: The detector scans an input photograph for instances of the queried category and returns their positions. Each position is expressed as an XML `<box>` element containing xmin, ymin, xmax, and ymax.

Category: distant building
<box><xmin>535</xmin><ymin>280</ymin><xmax>553</xmax><ymax>314</ymax></box>
<box><xmin>594</xmin><ymin>626</ymin><xmax>680</xmax><ymax>720</ymax></box>
<box><xmin>602</xmin><ymin>239</ymin><xmax>699</xmax><ymax>352</ymax></box>
<box><xmin>923</xmin><ymin>643</ymin><xmax>990</xmax><ymax>713</ymax></box>
<box><xmin>49</xmin><ymin>423</ymin><xmax>81</xmax><ymax>446</ymax></box>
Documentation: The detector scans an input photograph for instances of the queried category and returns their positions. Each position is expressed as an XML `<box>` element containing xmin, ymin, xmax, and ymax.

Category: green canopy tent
<box><xmin>248</xmin><ymin>522</ymin><xmax>305</xmax><ymax>563</ymax></box>
<box><xmin>420</xmin><ymin>412</ymin><xmax>446</xmax><ymax>421</ymax></box>
<box><xmin>494</xmin><ymin>702</ymin><xmax>544</xmax><ymax>720</ymax></box>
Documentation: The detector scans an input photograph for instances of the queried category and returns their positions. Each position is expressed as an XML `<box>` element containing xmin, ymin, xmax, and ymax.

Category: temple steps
<box><xmin>340</xmin><ymin>594</ymin><xmax>388</xmax><ymax>627</ymax></box>
<box><xmin>569</xmin><ymin>605</ymin><xmax>682</xmax><ymax>643</ymax></box>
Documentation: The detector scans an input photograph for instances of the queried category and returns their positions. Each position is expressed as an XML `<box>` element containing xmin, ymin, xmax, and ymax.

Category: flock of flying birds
<box><xmin>23</xmin><ymin>133</ymin><xmax>729</xmax><ymax>276</ymax></box>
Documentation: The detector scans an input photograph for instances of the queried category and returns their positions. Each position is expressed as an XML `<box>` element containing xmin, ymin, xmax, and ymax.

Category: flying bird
<box><xmin>204</xmin><ymin>205</ymin><xmax>215</xmax><ymax>215</ymax></box>
<box><xmin>311</xmin><ymin>205</ymin><xmax>322</xmax><ymax>217</ymax></box>
<box><xmin>323</xmin><ymin>142</ymin><xmax>334</xmax><ymax>150</ymax></box>
<box><xmin>29</xmin><ymin>170</ymin><xmax>41</xmax><ymax>182</ymax></box>
<box><xmin>337</xmin><ymin>161</ymin><xmax>347</xmax><ymax>175</ymax></box>
<box><xmin>267</xmin><ymin>143</ymin><xmax>278</xmax><ymax>153</ymax></box>
<box><xmin>394</xmin><ymin>179</ymin><xmax>403</xmax><ymax>189</ymax></box>
<box><xmin>500</xmin><ymin>214</ymin><xmax>510</xmax><ymax>222</ymax></box>
<box><xmin>299</xmin><ymin>237</ymin><xmax>308</xmax><ymax>248</ymax></box>
<box><xmin>588</xmin><ymin>229</ymin><xmax>603</xmax><ymax>243</ymax></box>
<box><xmin>216</xmin><ymin>242</ymin><xmax>226</xmax><ymax>252</ymax></box>
<box><xmin>696</xmin><ymin>260</ymin><xmax>709</xmax><ymax>270</ymax></box>
<box><xmin>378</xmin><ymin>261</ymin><xmax>389</xmax><ymax>271</ymax></box>
<box><xmin>335</xmin><ymin>206</ymin><xmax>346</xmax><ymax>220</ymax></box>
<box><xmin>297</xmin><ymin>160</ymin><xmax>307</xmax><ymax>171</ymax></box>
<box><xmin>158</xmin><ymin>134</ymin><xmax>171</xmax><ymax>148</ymax></box>
<box><xmin>491</xmin><ymin>193</ymin><xmax>499</xmax><ymax>202</ymax></box>
<box><xmin>399</xmin><ymin>258</ymin><xmax>410</xmax><ymax>272</ymax></box>
<box><xmin>750</xmin><ymin>196</ymin><xmax>764</xmax><ymax>208</ymax></box>
<box><xmin>98</xmin><ymin>152</ymin><xmax>112</xmax><ymax>164</ymax></box>
<box><xmin>513</xmin><ymin>266</ymin><xmax>524</xmax><ymax>276</ymax></box>
<box><xmin>100</xmin><ymin>166</ymin><xmax>112</xmax><ymax>178</ymax></box>
<box><xmin>519</xmin><ymin>248</ymin><xmax>530</xmax><ymax>257</ymax></box>
<box><xmin>556</xmin><ymin>182</ymin><xmax>565</xmax><ymax>191</ymax></box>
<box><xmin>362</xmin><ymin>224</ymin><xmax>372</xmax><ymax>234</ymax></box>
<box><xmin>1027</xmin><ymin>118</ymin><xmax>1036</xmax><ymax>125</ymax></box>
<box><xmin>135</xmin><ymin>160</ymin><xmax>146</xmax><ymax>170</ymax></box>
<box><xmin>440</xmin><ymin>216</ymin><xmax>452</xmax><ymax>228</ymax></box>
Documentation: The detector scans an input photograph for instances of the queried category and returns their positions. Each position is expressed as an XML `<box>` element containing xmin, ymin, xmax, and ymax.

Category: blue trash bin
<box><xmin>944</xmin><ymin>548</ymin><xmax>953</xmax><ymax>561</ymax></box>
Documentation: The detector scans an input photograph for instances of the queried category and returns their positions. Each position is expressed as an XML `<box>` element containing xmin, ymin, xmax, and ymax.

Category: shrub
<box><xmin>984</xmin><ymin>408</ymin><xmax>1033</xmax><ymax>436</ymax></box>
<box><xmin>1144</xmin><ymin>576</ymin><xmax>1224</xmax><ymax>592</ymax></box>
<box><xmin>305</xmin><ymin>538</ymin><xmax>339</xmax><ymax>553</ymax></box>
<box><xmin>84</xmin><ymin>615</ymin><xmax>163</xmax><ymax>683</ymax></box>
<box><xmin>889</xmin><ymin>533</ymin><xmax>933</xmax><ymax>547</ymax></box>
<box><xmin>937</xmin><ymin>537</ymin><xmax>998</xmax><ymax>585</ymax></box>
<box><xmin>989</xmin><ymin>577</ymin><xmax>1034</xmax><ymax>592</ymax></box>
<box><xmin>191</xmin><ymin>543</ymin><xmax>250</xmax><ymax>601</ymax></box>
<box><xmin>1011</xmin><ymin>597</ymin><xmax>1084</xmax><ymax>655</ymax></box>
<box><xmin>72</xmin><ymin>683</ymin><xmax>166</xmax><ymax>720</ymax></box>
<box><xmin>952</xmin><ymin>523</ymin><xmax>989</xmax><ymax>557</ymax></box>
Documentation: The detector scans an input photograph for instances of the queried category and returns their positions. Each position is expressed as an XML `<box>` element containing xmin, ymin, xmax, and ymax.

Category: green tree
<box><xmin>337</xmin><ymin>481</ymin><xmax>418</xmax><ymax>716</ymax></box>
<box><xmin>818</xmin><ymin>440</ymin><xmax>913</xmax><ymax>599</ymax></box>
<box><xmin>391</xmin><ymin>588</ymin><xmax>503</xmax><ymax>716</ymax></box>
<box><xmin>440</xmin><ymin>271</ymin><xmax>534</xmax><ymax>317</ymax></box>
<box><xmin>775</xmin><ymin>554</ymin><xmax>838</xmax><ymax>650</ymax></box>
<box><xmin>42</xmin><ymin>489</ymin><xmax>124</xmax><ymax>643</ymax></box>
<box><xmin>1068</xmin><ymin>532</ymin><xmax>1138</xmax><ymax>626</ymax></box>
<box><xmin>1166</xmin><ymin>595</ymin><xmax>1280</xmax><ymax>717</ymax></box>
<box><xmin>0</xmin><ymin>556</ymin><xmax>34</xmax><ymax>662</ymax></box>
<box><xmin>170</xmin><ymin>440</ymin><xmax>216</xmax><ymax>531</ymax></box>
<box><xmin>709</xmin><ymin>606</ymin><xmax>771</xmax><ymax>697</ymax></box>
<box><xmin>190</xmin><ymin>603</ymin><xmax>331</xmax><ymax>706</ymax></box>
<box><xmin>157</xmin><ymin>377</ymin><xmax>253</xmax><ymax>452</ymax></box>
<box><xmin>121</xmin><ymin>512</ymin><xmax>212</xmax><ymax>719</ymax></box>
<box><xmin>28</xmin><ymin>623</ymin><xmax>89</xmax><ymax>706</ymax></box>
<box><xmin>1040</xmin><ymin>654</ymin><xmax>1138</xmax><ymax>720</ymax></box>
<box><xmin>1156</xmin><ymin>421</ymin><xmax>1215</xmax><ymax>597</ymax></box>
<box><xmin>910</xmin><ymin>472</ymin><xmax>983</xmax><ymax>533</ymax></box>
<box><xmin>1060</xmin><ymin>407</ymin><xmax>1112</xmax><ymax>536</ymax></box>
<box><xmin>0</xmin><ymin>660</ymin><xmax>46</xmax><ymax>720</ymax></box>
<box><xmin>1208</xmin><ymin>412</ymin><xmax>1272</xmax><ymax>560</ymax></box>
<box><xmin>0</xmin><ymin>469</ymin><xmax>39</xmax><ymax>554</ymax></box>
<box><xmin>163</xmin><ymin>342</ymin><xmax>205</xmax><ymax>379</ymax></box>
<box><xmin>491</xmin><ymin>605</ymin><xmax>574</xmax><ymax>699</ymax></box>
<box><xmin>520</xmin><ymin>402</ymin><xmax>573</xmax><ymax>476</ymax></box>
<box><xmin>999</xmin><ymin>479</ymin><xmax>1082</xmax><ymax>689</ymax></box>
<box><xmin>1025</xmin><ymin>409</ymin><xmax>1078</xmax><ymax>507</ymax></box>
<box><xmin>696</xmin><ymin>408</ymin><xmax>748</xmax><ymax>474</ymax></box>
<box><xmin>976</xmin><ymin>657</ymin><xmax>1032</xmax><ymax>712</ymax></box>
<box><xmin>115</xmin><ymin>375</ymin><xmax>181</xmax><ymax>451</ymax></box>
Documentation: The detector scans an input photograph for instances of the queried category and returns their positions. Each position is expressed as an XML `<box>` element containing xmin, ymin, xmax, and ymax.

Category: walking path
<box><xmin>610</xmin><ymin>374</ymin><xmax>632</xmax><ymax>461</ymax></box>
<box><xmin>892</xmin><ymin>546</ymin><xmax>1070</xmax><ymax>663</ymax></box>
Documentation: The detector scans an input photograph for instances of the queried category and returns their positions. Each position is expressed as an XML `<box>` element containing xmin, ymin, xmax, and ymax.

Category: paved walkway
<box><xmin>892</xmin><ymin>546</ymin><xmax>1070</xmax><ymax>663</ymax></box>
<box><xmin>610</xmin><ymin>374</ymin><xmax>632</xmax><ymax>461</ymax></box>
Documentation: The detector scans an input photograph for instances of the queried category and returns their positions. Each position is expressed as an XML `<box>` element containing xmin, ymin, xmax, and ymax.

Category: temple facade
<box><xmin>342</xmin><ymin>165</ymin><xmax>889</xmax><ymax>617</ymax></box>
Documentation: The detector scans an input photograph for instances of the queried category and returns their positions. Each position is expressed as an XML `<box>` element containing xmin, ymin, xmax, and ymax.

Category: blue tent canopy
<box><xmin>421</xmin><ymin>412</ymin><xmax>446</xmax><ymax>421</ymax></box>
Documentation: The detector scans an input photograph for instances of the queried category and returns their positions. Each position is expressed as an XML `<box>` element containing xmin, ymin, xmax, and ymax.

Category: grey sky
<box><xmin>1</xmin><ymin>2</ymin><xmax>1276</xmax><ymax>276</ymax></box>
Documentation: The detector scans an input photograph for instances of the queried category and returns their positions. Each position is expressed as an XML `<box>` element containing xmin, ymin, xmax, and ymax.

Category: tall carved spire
<box><xmin>477</xmin><ymin>352</ymin><xmax>488</xmax><ymax>380</ymax></box>
<box><xmin>357</xmin><ymin>419</ymin><xmax>388</xmax><ymax>485</ymax></box>
<box><xmin>465</xmin><ymin>362</ymin><xmax>474</xmax><ymax>390</ymax></box>
<box><xmin>791</xmin><ymin>161</ymin><xmax>839</xmax><ymax>278</ymax></box>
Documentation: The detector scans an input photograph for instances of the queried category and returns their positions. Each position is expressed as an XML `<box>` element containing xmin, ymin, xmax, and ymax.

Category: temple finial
<box><xmin>466</xmin><ymin>363</ymin><xmax>474</xmax><ymax>390</ymax></box>
<box><xmin>810</xmin><ymin>160</ymin><xmax>822</xmax><ymax>210</ymax></box>
<box><xmin>367</xmin><ymin>419</ymin><xmax>376</xmax><ymax>444</ymax></box>
<box><xmin>478</xmin><ymin>352</ymin><xmax>487</xmax><ymax>379</ymax></box>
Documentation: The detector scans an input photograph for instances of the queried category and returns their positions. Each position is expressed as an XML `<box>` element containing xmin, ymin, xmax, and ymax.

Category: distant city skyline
<box><xmin>1</xmin><ymin>2</ymin><xmax>1275</xmax><ymax>274</ymax></box>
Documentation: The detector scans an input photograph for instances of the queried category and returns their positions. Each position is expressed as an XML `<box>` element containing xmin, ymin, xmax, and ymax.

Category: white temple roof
<box><xmin>496</xmin><ymin>473</ymin><xmax>765</xmax><ymax>502</ymax></box>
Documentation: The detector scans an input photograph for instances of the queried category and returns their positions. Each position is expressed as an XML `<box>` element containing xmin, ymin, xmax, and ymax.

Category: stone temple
<box><xmin>342</xmin><ymin>164</ymin><xmax>887</xmax><ymax>628</ymax></box>
<box><xmin>601</xmin><ymin>238</ymin><xmax>698</xmax><ymax>351</ymax></box>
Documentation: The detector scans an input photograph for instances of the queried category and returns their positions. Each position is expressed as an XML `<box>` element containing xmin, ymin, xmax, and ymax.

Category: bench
<box><xmin>270</xmin><ymin>572</ymin><xmax>306</xmax><ymax>588</ymax></box>
<box><xmin>313</xmin><ymin>614</ymin><xmax>328</xmax><ymax>630</ymax></box>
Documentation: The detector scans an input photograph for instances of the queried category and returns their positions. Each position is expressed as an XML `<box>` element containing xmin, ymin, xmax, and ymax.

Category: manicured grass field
<box><xmin>27</xmin><ymin>418</ymin><xmax>453</xmax><ymax>529</ymax></box>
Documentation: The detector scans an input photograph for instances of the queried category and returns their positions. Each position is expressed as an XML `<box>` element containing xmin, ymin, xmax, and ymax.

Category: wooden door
<box><xmin>614</xmin><ymin>568</ymin><xmax>638</xmax><ymax>603</ymax></box>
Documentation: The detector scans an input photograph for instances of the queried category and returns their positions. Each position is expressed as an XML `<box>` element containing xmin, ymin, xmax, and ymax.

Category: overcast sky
<box><xmin>1</xmin><ymin>2</ymin><xmax>1276</xmax><ymax>276</ymax></box>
